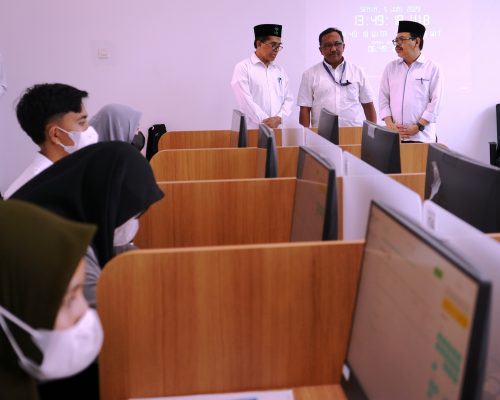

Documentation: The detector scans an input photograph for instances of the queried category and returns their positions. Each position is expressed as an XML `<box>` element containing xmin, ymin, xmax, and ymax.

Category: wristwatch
<box><xmin>416</xmin><ymin>122</ymin><xmax>425</xmax><ymax>131</ymax></box>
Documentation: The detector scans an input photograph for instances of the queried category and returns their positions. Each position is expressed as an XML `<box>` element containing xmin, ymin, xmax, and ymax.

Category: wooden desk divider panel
<box><xmin>158</xmin><ymin>130</ymin><xmax>234</xmax><ymax>150</ymax></box>
<box><xmin>158</xmin><ymin>129</ymin><xmax>283</xmax><ymax>150</ymax></box>
<box><xmin>97</xmin><ymin>240</ymin><xmax>364</xmax><ymax>400</ymax></box>
<box><xmin>339</xmin><ymin>144</ymin><xmax>361</xmax><ymax>159</ymax></box>
<box><xmin>399</xmin><ymin>143</ymin><xmax>428</xmax><ymax>173</ymax></box>
<box><xmin>150</xmin><ymin>147</ymin><xmax>298</xmax><ymax>181</ymax></box>
<box><xmin>388</xmin><ymin>173</ymin><xmax>426</xmax><ymax>200</ymax></box>
<box><xmin>135</xmin><ymin>179</ymin><xmax>297</xmax><ymax>248</ymax></box>
<box><xmin>151</xmin><ymin>148</ymin><xmax>262</xmax><ymax>181</ymax></box>
<box><xmin>309</xmin><ymin>127</ymin><xmax>363</xmax><ymax>145</ymax></box>
<box><xmin>340</xmin><ymin>143</ymin><xmax>429</xmax><ymax>173</ymax></box>
<box><xmin>135</xmin><ymin>177</ymin><xmax>344</xmax><ymax>249</ymax></box>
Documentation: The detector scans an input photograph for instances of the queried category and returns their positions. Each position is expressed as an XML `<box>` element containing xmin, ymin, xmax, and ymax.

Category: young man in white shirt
<box><xmin>298</xmin><ymin>27</ymin><xmax>377</xmax><ymax>128</ymax></box>
<box><xmin>231</xmin><ymin>24</ymin><xmax>294</xmax><ymax>128</ymax></box>
<box><xmin>379</xmin><ymin>20</ymin><xmax>443</xmax><ymax>143</ymax></box>
<box><xmin>4</xmin><ymin>83</ymin><xmax>97</xmax><ymax>198</ymax></box>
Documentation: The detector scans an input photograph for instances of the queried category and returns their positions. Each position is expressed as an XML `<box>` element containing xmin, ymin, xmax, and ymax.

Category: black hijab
<box><xmin>12</xmin><ymin>141</ymin><xmax>164</xmax><ymax>267</ymax></box>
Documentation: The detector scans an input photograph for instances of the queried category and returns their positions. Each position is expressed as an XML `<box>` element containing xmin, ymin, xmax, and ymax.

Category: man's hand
<box><xmin>396</xmin><ymin>124</ymin><xmax>419</xmax><ymax>140</ymax></box>
<box><xmin>262</xmin><ymin>116</ymin><xmax>282</xmax><ymax>129</ymax></box>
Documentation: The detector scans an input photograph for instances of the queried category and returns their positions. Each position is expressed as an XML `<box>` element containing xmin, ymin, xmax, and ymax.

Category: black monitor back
<box><xmin>342</xmin><ymin>201</ymin><xmax>490</xmax><ymax>400</ymax></box>
<box><xmin>230</xmin><ymin>109</ymin><xmax>248</xmax><ymax>148</ymax></box>
<box><xmin>290</xmin><ymin>146</ymin><xmax>337</xmax><ymax>241</ymax></box>
<box><xmin>257</xmin><ymin>124</ymin><xmax>278</xmax><ymax>178</ymax></box>
<box><xmin>425</xmin><ymin>143</ymin><xmax>500</xmax><ymax>233</ymax></box>
<box><xmin>361</xmin><ymin>120</ymin><xmax>401</xmax><ymax>173</ymax></box>
<box><xmin>317</xmin><ymin>107</ymin><xmax>339</xmax><ymax>144</ymax></box>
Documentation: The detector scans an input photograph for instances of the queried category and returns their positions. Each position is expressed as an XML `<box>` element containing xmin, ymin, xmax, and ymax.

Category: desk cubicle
<box><xmin>340</xmin><ymin>142</ymin><xmax>429</xmax><ymax>173</ymax></box>
<box><xmin>157</xmin><ymin>127</ymin><xmax>362</xmax><ymax>150</ymax></box>
<box><xmin>97</xmin><ymin>240</ymin><xmax>363</xmax><ymax>400</ymax></box>
<box><xmin>150</xmin><ymin>147</ymin><xmax>299</xmax><ymax>180</ymax></box>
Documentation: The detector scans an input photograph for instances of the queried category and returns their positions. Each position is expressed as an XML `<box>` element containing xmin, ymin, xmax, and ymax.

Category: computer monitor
<box><xmin>290</xmin><ymin>146</ymin><xmax>337</xmax><ymax>241</ymax></box>
<box><xmin>230</xmin><ymin>109</ymin><xmax>248</xmax><ymax>148</ymax></box>
<box><xmin>342</xmin><ymin>201</ymin><xmax>491</xmax><ymax>400</ymax></box>
<box><xmin>317</xmin><ymin>107</ymin><xmax>339</xmax><ymax>144</ymax></box>
<box><xmin>425</xmin><ymin>143</ymin><xmax>500</xmax><ymax>233</ymax></box>
<box><xmin>361</xmin><ymin>120</ymin><xmax>401</xmax><ymax>173</ymax></box>
<box><xmin>257</xmin><ymin>124</ymin><xmax>278</xmax><ymax>178</ymax></box>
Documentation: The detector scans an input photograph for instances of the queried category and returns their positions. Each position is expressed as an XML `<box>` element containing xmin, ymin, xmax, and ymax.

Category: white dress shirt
<box><xmin>0</xmin><ymin>53</ymin><xmax>7</xmax><ymax>98</ymax></box>
<box><xmin>379</xmin><ymin>54</ymin><xmax>443</xmax><ymax>142</ymax></box>
<box><xmin>231</xmin><ymin>53</ymin><xmax>294</xmax><ymax>128</ymax></box>
<box><xmin>297</xmin><ymin>60</ymin><xmax>374</xmax><ymax>127</ymax></box>
<box><xmin>3</xmin><ymin>153</ymin><xmax>53</xmax><ymax>198</ymax></box>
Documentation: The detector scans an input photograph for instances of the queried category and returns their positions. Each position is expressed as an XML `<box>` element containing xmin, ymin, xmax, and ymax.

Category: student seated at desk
<box><xmin>90</xmin><ymin>103</ymin><xmax>145</xmax><ymax>150</ymax></box>
<box><xmin>4</xmin><ymin>83</ymin><xmax>98</xmax><ymax>198</ymax></box>
<box><xmin>12</xmin><ymin>142</ymin><xmax>164</xmax><ymax>307</ymax></box>
<box><xmin>12</xmin><ymin>142</ymin><xmax>163</xmax><ymax>399</ymax></box>
<box><xmin>0</xmin><ymin>200</ymin><xmax>103</xmax><ymax>400</ymax></box>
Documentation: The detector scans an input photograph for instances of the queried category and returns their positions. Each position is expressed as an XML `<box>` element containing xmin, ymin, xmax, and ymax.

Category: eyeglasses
<box><xmin>320</xmin><ymin>42</ymin><xmax>344</xmax><ymax>50</ymax></box>
<box><xmin>263</xmin><ymin>42</ymin><xmax>283</xmax><ymax>51</ymax></box>
<box><xmin>392</xmin><ymin>37</ymin><xmax>415</xmax><ymax>45</ymax></box>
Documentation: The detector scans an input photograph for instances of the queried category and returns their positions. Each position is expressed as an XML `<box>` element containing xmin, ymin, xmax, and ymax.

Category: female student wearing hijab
<box><xmin>12</xmin><ymin>141</ymin><xmax>164</xmax><ymax>305</ymax></box>
<box><xmin>0</xmin><ymin>200</ymin><xmax>103</xmax><ymax>400</ymax></box>
<box><xmin>11</xmin><ymin>141</ymin><xmax>163</xmax><ymax>399</ymax></box>
<box><xmin>90</xmin><ymin>103</ymin><xmax>146</xmax><ymax>150</ymax></box>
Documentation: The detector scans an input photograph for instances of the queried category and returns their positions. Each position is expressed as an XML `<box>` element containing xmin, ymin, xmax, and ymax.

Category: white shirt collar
<box><xmin>323</xmin><ymin>58</ymin><xmax>345</xmax><ymax>71</ymax></box>
<box><xmin>397</xmin><ymin>53</ymin><xmax>427</xmax><ymax>65</ymax></box>
<box><xmin>251</xmin><ymin>52</ymin><xmax>275</xmax><ymax>67</ymax></box>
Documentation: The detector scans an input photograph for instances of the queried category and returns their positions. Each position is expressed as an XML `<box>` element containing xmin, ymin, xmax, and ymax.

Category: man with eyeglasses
<box><xmin>231</xmin><ymin>24</ymin><xmax>293</xmax><ymax>128</ymax></box>
<box><xmin>297</xmin><ymin>27</ymin><xmax>376</xmax><ymax>128</ymax></box>
<box><xmin>379</xmin><ymin>20</ymin><xmax>443</xmax><ymax>143</ymax></box>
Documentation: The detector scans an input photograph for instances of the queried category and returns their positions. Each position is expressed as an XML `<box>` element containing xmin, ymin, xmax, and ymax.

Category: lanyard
<box><xmin>323</xmin><ymin>61</ymin><xmax>351</xmax><ymax>86</ymax></box>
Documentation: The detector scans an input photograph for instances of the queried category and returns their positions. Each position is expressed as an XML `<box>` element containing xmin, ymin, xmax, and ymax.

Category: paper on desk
<box><xmin>131</xmin><ymin>388</ymin><xmax>294</xmax><ymax>400</ymax></box>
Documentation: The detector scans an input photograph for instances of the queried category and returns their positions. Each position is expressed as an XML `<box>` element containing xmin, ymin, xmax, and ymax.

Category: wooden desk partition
<box><xmin>310</xmin><ymin>127</ymin><xmax>362</xmax><ymax>145</ymax></box>
<box><xmin>389</xmin><ymin>173</ymin><xmax>426</xmax><ymax>200</ymax></box>
<box><xmin>97</xmin><ymin>241</ymin><xmax>363</xmax><ymax>399</ymax></box>
<box><xmin>340</xmin><ymin>143</ymin><xmax>429</xmax><ymax>173</ymax></box>
<box><xmin>150</xmin><ymin>147</ymin><xmax>299</xmax><ymax>181</ymax></box>
<box><xmin>158</xmin><ymin>129</ymin><xmax>283</xmax><ymax>150</ymax></box>
<box><xmin>135</xmin><ymin>179</ymin><xmax>297</xmax><ymax>248</ymax></box>
<box><xmin>135</xmin><ymin>177</ymin><xmax>344</xmax><ymax>249</ymax></box>
<box><xmin>399</xmin><ymin>143</ymin><xmax>428</xmax><ymax>173</ymax></box>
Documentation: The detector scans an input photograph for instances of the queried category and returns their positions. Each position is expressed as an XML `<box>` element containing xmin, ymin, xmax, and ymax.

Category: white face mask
<box><xmin>113</xmin><ymin>217</ymin><xmax>139</xmax><ymax>246</ymax></box>
<box><xmin>0</xmin><ymin>305</ymin><xmax>103</xmax><ymax>381</ymax></box>
<box><xmin>57</xmin><ymin>126</ymin><xmax>98</xmax><ymax>153</ymax></box>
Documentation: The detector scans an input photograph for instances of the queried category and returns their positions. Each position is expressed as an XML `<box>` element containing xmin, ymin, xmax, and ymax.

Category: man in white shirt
<box><xmin>379</xmin><ymin>20</ymin><xmax>443</xmax><ymax>143</ymax></box>
<box><xmin>0</xmin><ymin>53</ymin><xmax>6</xmax><ymax>98</ymax></box>
<box><xmin>4</xmin><ymin>83</ymin><xmax>97</xmax><ymax>198</ymax></box>
<box><xmin>298</xmin><ymin>27</ymin><xmax>376</xmax><ymax>128</ymax></box>
<box><xmin>231</xmin><ymin>24</ymin><xmax>294</xmax><ymax>128</ymax></box>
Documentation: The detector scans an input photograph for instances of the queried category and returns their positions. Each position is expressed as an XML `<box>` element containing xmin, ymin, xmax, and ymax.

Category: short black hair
<box><xmin>254</xmin><ymin>36</ymin><xmax>269</xmax><ymax>49</ymax></box>
<box><xmin>16</xmin><ymin>83</ymin><xmax>88</xmax><ymax>145</ymax></box>
<box><xmin>319</xmin><ymin>27</ymin><xmax>344</xmax><ymax>46</ymax></box>
<box><xmin>410</xmin><ymin>32</ymin><xmax>424</xmax><ymax>50</ymax></box>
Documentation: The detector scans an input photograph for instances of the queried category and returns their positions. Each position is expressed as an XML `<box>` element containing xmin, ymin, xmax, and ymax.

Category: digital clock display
<box><xmin>348</xmin><ymin>5</ymin><xmax>440</xmax><ymax>54</ymax></box>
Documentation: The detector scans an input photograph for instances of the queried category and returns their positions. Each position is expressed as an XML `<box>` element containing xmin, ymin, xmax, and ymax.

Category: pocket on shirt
<box><xmin>345</xmin><ymin>83</ymin><xmax>360</xmax><ymax>101</ymax></box>
<box><xmin>413</xmin><ymin>78</ymin><xmax>431</xmax><ymax>98</ymax></box>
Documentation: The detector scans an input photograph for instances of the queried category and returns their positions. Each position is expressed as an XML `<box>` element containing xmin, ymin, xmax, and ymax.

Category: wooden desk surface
<box><xmin>294</xmin><ymin>384</ymin><xmax>347</xmax><ymax>400</ymax></box>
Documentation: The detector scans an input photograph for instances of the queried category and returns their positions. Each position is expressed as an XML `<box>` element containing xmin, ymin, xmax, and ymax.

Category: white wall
<box><xmin>1</xmin><ymin>0</ymin><xmax>500</xmax><ymax>193</ymax></box>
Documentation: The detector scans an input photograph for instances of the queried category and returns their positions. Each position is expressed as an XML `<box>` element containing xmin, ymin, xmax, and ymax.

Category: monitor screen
<box><xmin>343</xmin><ymin>201</ymin><xmax>490</xmax><ymax>400</ymax></box>
<box><xmin>361</xmin><ymin>120</ymin><xmax>401</xmax><ymax>173</ymax></box>
<box><xmin>424</xmin><ymin>143</ymin><xmax>500</xmax><ymax>233</ymax></box>
<box><xmin>230</xmin><ymin>109</ymin><xmax>247</xmax><ymax>148</ymax></box>
<box><xmin>257</xmin><ymin>124</ymin><xmax>278</xmax><ymax>178</ymax></box>
<box><xmin>317</xmin><ymin>107</ymin><xmax>339</xmax><ymax>145</ymax></box>
<box><xmin>290</xmin><ymin>146</ymin><xmax>337</xmax><ymax>241</ymax></box>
